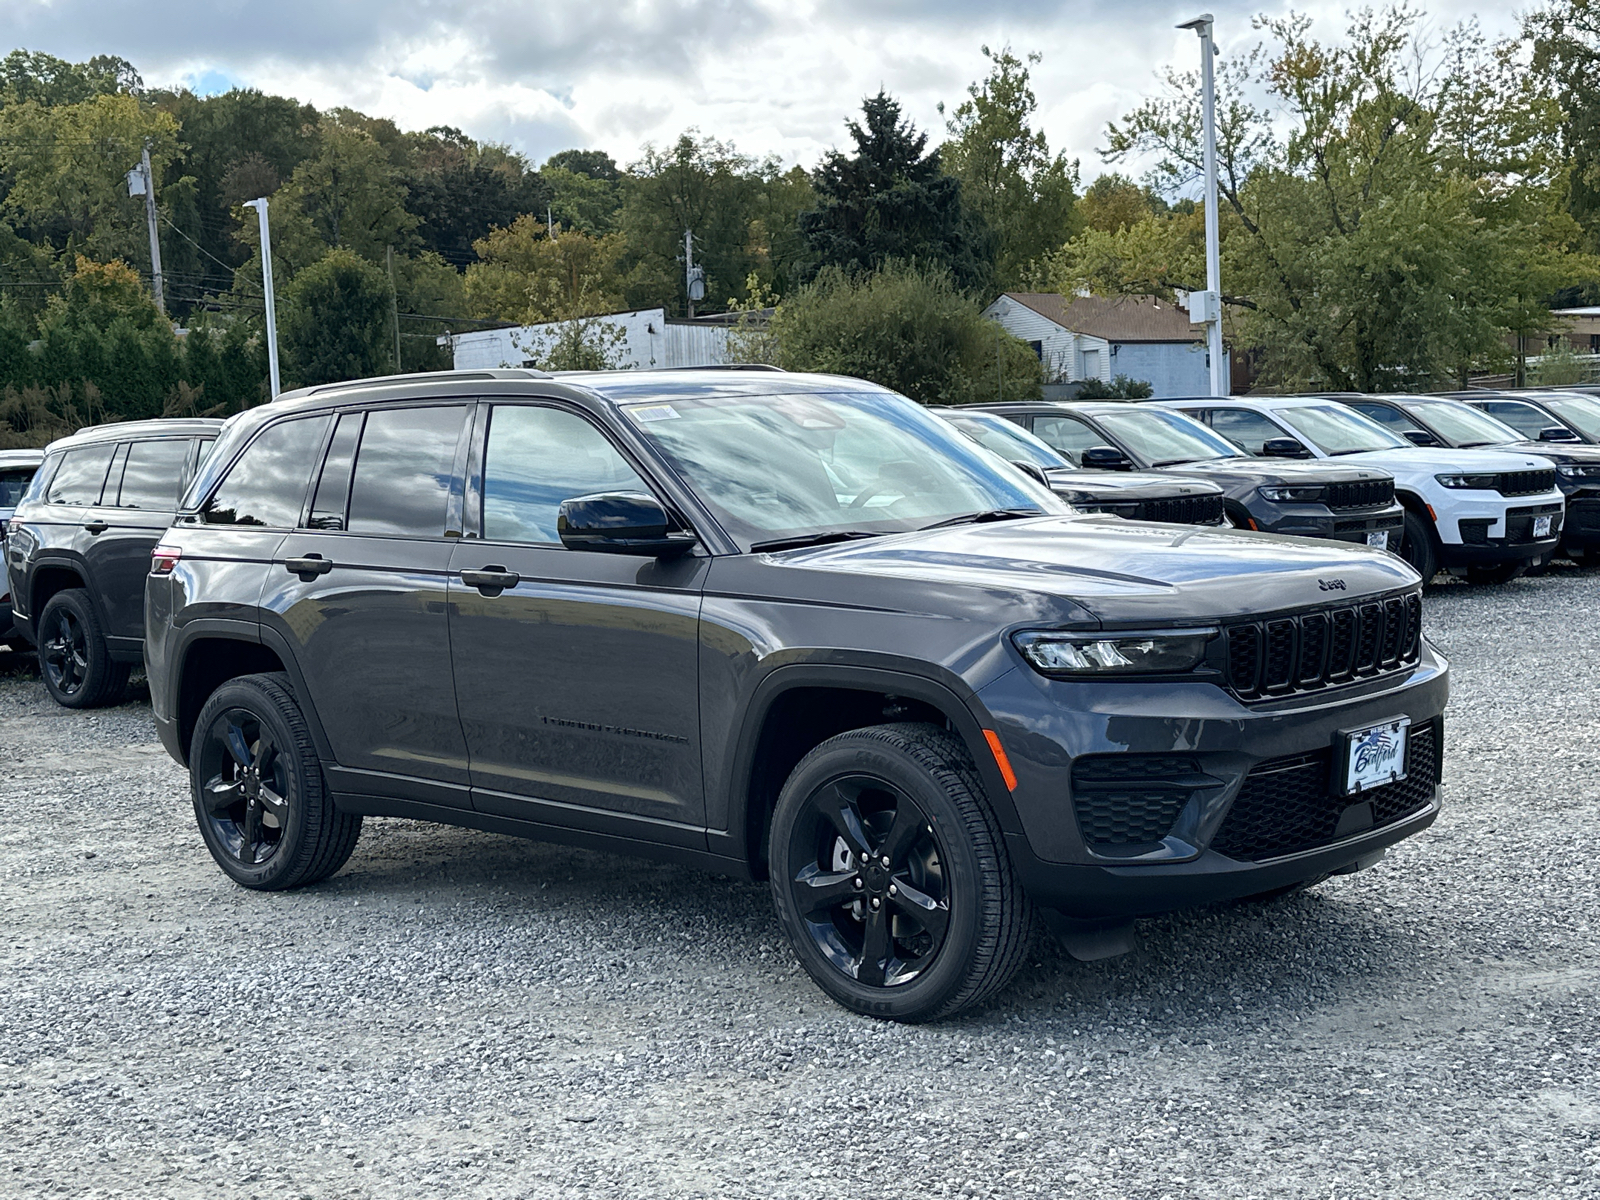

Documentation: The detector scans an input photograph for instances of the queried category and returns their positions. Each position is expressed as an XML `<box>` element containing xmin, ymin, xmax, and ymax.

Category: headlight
<box><xmin>1434</xmin><ymin>473</ymin><xmax>1499</xmax><ymax>489</ymax></box>
<box><xmin>1257</xmin><ymin>485</ymin><xmax>1326</xmax><ymax>502</ymax></box>
<box><xmin>1557</xmin><ymin>463</ymin><xmax>1600</xmax><ymax>478</ymax></box>
<box><xmin>1012</xmin><ymin>628</ymin><xmax>1218</xmax><ymax>676</ymax></box>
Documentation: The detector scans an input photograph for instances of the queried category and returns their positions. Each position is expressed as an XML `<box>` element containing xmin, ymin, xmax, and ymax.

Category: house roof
<box><xmin>997</xmin><ymin>292</ymin><xmax>1205</xmax><ymax>343</ymax></box>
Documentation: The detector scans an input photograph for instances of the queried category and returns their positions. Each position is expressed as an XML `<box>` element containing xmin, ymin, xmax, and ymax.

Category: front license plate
<box><xmin>1366</xmin><ymin>530</ymin><xmax>1389</xmax><ymax>549</ymax></box>
<box><xmin>1337</xmin><ymin>718</ymin><xmax>1410</xmax><ymax>796</ymax></box>
<box><xmin>1534</xmin><ymin>515</ymin><xmax>1553</xmax><ymax>538</ymax></box>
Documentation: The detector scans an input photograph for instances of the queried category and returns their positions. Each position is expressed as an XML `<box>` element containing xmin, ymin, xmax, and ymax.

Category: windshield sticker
<box><xmin>628</xmin><ymin>404</ymin><xmax>681</xmax><ymax>423</ymax></box>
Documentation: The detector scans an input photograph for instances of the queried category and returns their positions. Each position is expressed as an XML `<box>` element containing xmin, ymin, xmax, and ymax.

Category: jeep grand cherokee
<box><xmin>145</xmin><ymin>369</ymin><xmax>1448</xmax><ymax>1021</ymax></box>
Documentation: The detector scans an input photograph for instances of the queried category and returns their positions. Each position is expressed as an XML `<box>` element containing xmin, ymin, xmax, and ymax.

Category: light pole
<box><xmin>1179</xmin><ymin>13</ymin><xmax>1228</xmax><ymax>397</ymax></box>
<box><xmin>243</xmin><ymin>198</ymin><xmax>281</xmax><ymax>398</ymax></box>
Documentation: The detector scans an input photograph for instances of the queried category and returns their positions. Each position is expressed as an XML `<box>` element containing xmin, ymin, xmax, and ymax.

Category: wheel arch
<box><xmin>720</xmin><ymin>664</ymin><xmax>1019</xmax><ymax>881</ymax></box>
<box><xmin>173</xmin><ymin>626</ymin><xmax>333</xmax><ymax>767</ymax></box>
<box><xmin>29</xmin><ymin>556</ymin><xmax>95</xmax><ymax>627</ymax></box>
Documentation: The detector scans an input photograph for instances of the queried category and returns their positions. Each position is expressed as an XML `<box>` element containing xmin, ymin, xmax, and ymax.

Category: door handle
<box><xmin>459</xmin><ymin>566</ymin><xmax>519</xmax><ymax>595</ymax></box>
<box><xmin>83</xmin><ymin>521</ymin><xmax>108</xmax><ymax>535</ymax></box>
<box><xmin>285</xmin><ymin>554</ymin><xmax>334</xmax><ymax>580</ymax></box>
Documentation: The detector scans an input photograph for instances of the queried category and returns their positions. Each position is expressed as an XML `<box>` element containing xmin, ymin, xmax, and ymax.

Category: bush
<box><xmin>280</xmin><ymin>249</ymin><xmax>394</xmax><ymax>386</ymax></box>
<box><xmin>771</xmin><ymin>261</ymin><xmax>1040</xmax><ymax>404</ymax></box>
<box><xmin>1075</xmin><ymin>373</ymin><xmax>1153</xmax><ymax>400</ymax></box>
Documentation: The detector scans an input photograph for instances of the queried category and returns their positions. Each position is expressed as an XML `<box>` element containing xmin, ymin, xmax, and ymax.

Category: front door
<box><xmin>447</xmin><ymin>401</ymin><xmax>706</xmax><ymax>844</ymax></box>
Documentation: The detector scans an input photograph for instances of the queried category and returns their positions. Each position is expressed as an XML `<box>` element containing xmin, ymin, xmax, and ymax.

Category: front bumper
<box><xmin>1561</xmin><ymin>493</ymin><xmax>1600</xmax><ymax>550</ymax></box>
<box><xmin>1440</xmin><ymin>501</ymin><xmax>1563</xmax><ymax>566</ymax></box>
<box><xmin>975</xmin><ymin>642</ymin><xmax>1449</xmax><ymax>919</ymax></box>
<box><xmin>1251</xmin><ymin>499</ymin><xmax>1406</xmax><ymax>546</ymax></box>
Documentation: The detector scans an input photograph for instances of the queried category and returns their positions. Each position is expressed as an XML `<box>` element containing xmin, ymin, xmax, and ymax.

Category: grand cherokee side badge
<box><xmin>1318</xmin><ymin>579</ymin><xmax>1347</xmax><ymax>591</ymax></box>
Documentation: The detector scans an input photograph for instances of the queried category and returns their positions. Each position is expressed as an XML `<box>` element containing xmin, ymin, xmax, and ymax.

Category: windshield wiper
<box><xmin>749</xmin><ymin>530</ymin><xmax>883</xmax><ymax>553</ymax></box>
<box><xmin>920</xmin><ymin>508</ymin><xmax>1043</xmax><ymax>531</ymax></box>
<box><xmin>1152</xmin><ymin>458</ymin><xmax>1203</xmax><ymax>467</ymax></box>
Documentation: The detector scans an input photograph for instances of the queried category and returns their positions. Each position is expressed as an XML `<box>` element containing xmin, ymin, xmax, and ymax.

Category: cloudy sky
<box><xmin>12</xmin><ymin>0</ymin><xmax>1516</xmax><ymax>179</ymax></box>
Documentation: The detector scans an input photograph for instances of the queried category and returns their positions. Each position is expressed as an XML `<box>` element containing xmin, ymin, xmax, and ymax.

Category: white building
<box><xmin>984</xmin><ymin>293</ymin><xmax>1218</xmax><ymax>398</ymax></box>
<box><xmin>441</xmin><ymin>307</ymin><xmax>731</xmax><ymax>371</ymax></box>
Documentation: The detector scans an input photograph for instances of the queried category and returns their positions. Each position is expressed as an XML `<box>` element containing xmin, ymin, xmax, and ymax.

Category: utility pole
<box><xmin>1179</xmin><ymin>14</ymin><xmax>1228</xmax><ymax>396</ymax></box>
<box><xmin>128</xmin><ymin>145</ymin><xmax>165</xmax><ymax>316</ymax></box>
<box><xmin>547</xmin><ymin>205</ymin><xmax>556</xmax><ymax>240</ymax></box>
<box><xmin>683</xmin><ymin>229</ymin><xmax>705</xmax><ymax>319</ymax></box>
<box><xmin>243</xmin><ymin>198</ymin><xmax>281</xmax><ymax>398</ymax></box>
<box><xmin>386</xmin><ymin>245</ymin><xmax>402</xmax><ymax>373</ymax></box>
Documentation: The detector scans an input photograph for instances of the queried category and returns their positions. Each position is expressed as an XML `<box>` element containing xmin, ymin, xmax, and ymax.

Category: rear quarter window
<box><xmin>45</xmin><ymin>443</ymin><xmax>116</xmax><ymax>506</ymax></box>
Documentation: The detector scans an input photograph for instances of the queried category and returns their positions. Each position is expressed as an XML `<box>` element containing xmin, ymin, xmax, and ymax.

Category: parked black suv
<box><xmin>6</xmin><ymin>419</ymin><xmax>221</xmax><ymax>706</ymax></box>
<box><xmin>147</xmin><ymin>370</ymin><xmax>1447</xmax><ymax>1021</ymax></box>
<box><xmin>0</xmin><ymin>448</ymin><xmax>45</xmax><ymax>645</ymax></box>
<box><xmin>930</xmin><ymin>407</ymin><xmax>1227</xmax><ymax>525</ymax></box>
<box><xmin>972</xmin><ymin>401</ymin><xmax>1406</xmax><ymax>551</ymax></box>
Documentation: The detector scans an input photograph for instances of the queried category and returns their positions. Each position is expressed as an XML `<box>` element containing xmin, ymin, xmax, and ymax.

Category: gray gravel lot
<box><xmin>2</xmin><ymin>570</ymin><xmax>1598</xmax><ymax>1200</ymax></box>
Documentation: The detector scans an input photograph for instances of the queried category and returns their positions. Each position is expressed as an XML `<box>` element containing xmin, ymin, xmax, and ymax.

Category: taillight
<box><xmin>151</xmin><ymin>544</ymin><xmax>181</xmax><ymax>576</ymax></box>
<box><xmin>6</xmin><ymin>518</ymin><xmax>19</xmax><ymax>536</ymax></box>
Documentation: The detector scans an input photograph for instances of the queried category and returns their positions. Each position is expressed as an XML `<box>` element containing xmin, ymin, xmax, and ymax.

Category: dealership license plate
<box><xmin>1338</xmin><ymin>718</ymin><xmax>1410</xmax><ymax>796</ymax></box>
<box><xmin>1534</xmin><ymin>515</ymin><xmax>1553</xmax><ymax>538</ymax></box>
<box><xmin>1365</xmin><ymin>530</ymin><xmax>1389</xmax><ymax>549</ymax></box>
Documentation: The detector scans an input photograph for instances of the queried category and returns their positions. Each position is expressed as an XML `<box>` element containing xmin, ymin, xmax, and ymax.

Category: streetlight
<box><xmin>242</xmin><ymin>198</ymin><xmax>281</xmax><ymax>398</ymax></box>
<box><xmin>1179</xmin><ymin>13</ymin><xmax>1228</xmax><ymax>397</ymax></box>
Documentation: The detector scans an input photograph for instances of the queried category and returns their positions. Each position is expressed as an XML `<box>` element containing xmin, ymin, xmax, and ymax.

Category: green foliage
<box><xmin>771</xmin><ymin>261</ymin><xmax>1041</xmax><ymax>403</ymax></box>
<box><xmin>279</xmin><ymin>249</ymin><xmax>394</xmax><ymax>386</ymax></box>
<box><xmin>940</xmin><ymin>47</ymin><xmax>1081</xmax><ymax>287</ymax></box>
<box><xmin>1075</xmin><ymin>374</ymin><xmax>1154</xmax><ymax>399</ymax></box>
<box><xmin>800</xmin><ymin>93</ymin><xmax>994</xmax><ymax>294</ymax></box>
<box><xmin>0</xmin><ymin>50</ymin><xmax>139</xmax><ymax>107</ymax></box>
<box><xmin>398</xmin><ymin>133</ymin><xmax>545</xmax><ymax>267</ymax></box>
<box><xmin>544</xmin><ymin>149</ymin><xmax>621</xmax><ymax>182</ymax></box>
<box><xmin>543</xmin><ymin>165</ymin><xmax>623</xmax><ymax>236</ymax></box>
<box><xmin>464</xmin><ymin>216</ymin><xmax>624</xmax><ymax>323</ymax></box>
<box><xmin>1529</xmin><ymin>0</ymin><xmax>1600</xmax><ymax>252</ymax></box>
<box><xmin>1078</xmin><ymin>174</ymin><xmax>1166</xmax><ymax>234</ymax></box>
<box><xmin>514</xmin><ymin>317</ymin><xmax>628</xmax><ymax>371</ymax></box>
<box><xmin>1531</xmin><ymin>343</ymin><xmax>1592</xmax><ymax>385</ymax></box>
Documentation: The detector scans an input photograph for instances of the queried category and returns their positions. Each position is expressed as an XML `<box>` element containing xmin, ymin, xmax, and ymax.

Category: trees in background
<box><xmin>279</xmin><ymin>249</ymin><xmax>394</xmax><ymax>385</ymax></box>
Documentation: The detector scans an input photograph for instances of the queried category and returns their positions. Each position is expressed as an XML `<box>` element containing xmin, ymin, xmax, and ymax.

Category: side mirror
<box><xmin>1539</xmin><ymin>425</ymin><xmax>1580</xmax><ymax>442</ymax></box>
<box><xmin>1402</xmin><ymin>429</ymin><xmax>1441</xmax><ymax>446</ymax></box>
<box><xmin>1080</xmin><ymin>445</ymin><xmax>1133</xmax><ymax>471</ymax></box>
<box><xmin>1010</xmin><ymin>460</ymin><xmax>1050</xmax><ymax>485</ymax></box>
<box><xmin>557</xmin><ymin>492</ymin><xmax>696</xmax><ymax>557</ymax></box>
<box><xmin>1261</xmin><ymin>436</ymin><xmax>1310</xmax><ymax>458</ymax></box>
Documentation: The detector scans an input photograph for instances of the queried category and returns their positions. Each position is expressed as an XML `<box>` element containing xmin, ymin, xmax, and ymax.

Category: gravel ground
<box><xmin>2</xmin><ymin>569</ymin><xmax>1598</xmax><ymax>1200</ymax></box>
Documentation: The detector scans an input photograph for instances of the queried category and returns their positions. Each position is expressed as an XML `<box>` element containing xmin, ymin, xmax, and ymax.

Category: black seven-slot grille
<box><xmin>1135</xmin><ymin>493</ymin><xmax>1226</xmax><ymax>525</ymax></box>
<box><xmin>1225</xmin><ymin>592</ymin><xmax>1422</xmax><ymax>699</ymax></box>
<box><xmin>1324</xmin><ymin>479</ymin><xmax>1394</xmax><ymax>510</ymax></box>
<box><xmin>1211</xmin><ymin>718</ymin><xmax>1441</xmax><ymax>860</ymax></box>
<box><xmin>1495</xmin><ymin>469</ymin><xmax>1556</xmax><ymax>497</ymax></box>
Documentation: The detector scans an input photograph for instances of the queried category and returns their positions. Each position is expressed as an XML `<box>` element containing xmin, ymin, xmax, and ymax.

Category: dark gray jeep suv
<box><xmin>146</xmin><ymin>370</ymin><xmax>1448</xmax><ymax>1021</ymax></box>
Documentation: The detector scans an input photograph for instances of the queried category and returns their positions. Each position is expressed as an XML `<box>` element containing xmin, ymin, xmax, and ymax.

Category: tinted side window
<box><xmin>204</xmin><ymin>416</ymin><xmax>332</xmax><ymax>527</ymax></box>
<box><xmin>347</xmin><ymin>406</ymin><xmax>468</xmax><ymax>538</ymax></box>
<box><xmin>308</xmin><ymin>413</ymin><xmax>362</xmax><ymax>529</ymax></box>
<box><xmin>45</xmin><ymin>444</ymin><xmax>116</xmax><ymax>506</ymax></box>
<box><xmin>1031</xmin><ymin>416</ymin><xmax>1106</xmax><ymax>460</ymax></box>
<box><xmin>117</xmin><ymin>439</ymin><xmax>193</xmax><ymax>509</ymax></box>
<box><xmin>1352</xmin><ymin>403</ymin><xmax>1418</xmax><ymax>431</ymax></box>
<box><xmin>482</xmin><ymin>405</ymin><xmax>650</xmax><ymax>544</ymax></box>
<box><xmin>0</xmin><ymin>467</ymin><xmax>35</xmax><ymax>507</ymax></box>
<box><xmin>1480</xmin><ymin>401</ymin><xmax>1552</xmax><ymax>438</ymax></box>
<box><xmin>1209</xmin><ymin>408</ymin><xmax>1287</xmax><ymax>455</ymax></box>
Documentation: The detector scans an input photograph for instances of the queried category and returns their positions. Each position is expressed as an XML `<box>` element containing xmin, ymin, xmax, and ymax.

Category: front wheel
<box><xmin>768</xmin><ymin>723</ymin><xmax>1032</xmax><ymax>1023</ymax></box>
<box><xmin>190</xmin><ymin>673</ymin><xmax>361</xmax><ymax>890</ymax></box>
<box><xmin>1399</xmin><ymin>509</ymin><xmax>1439</xmax><ymax>584</ymax></box>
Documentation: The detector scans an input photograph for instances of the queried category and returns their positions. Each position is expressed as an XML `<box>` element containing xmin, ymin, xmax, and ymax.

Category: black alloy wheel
<box><xmin>786</xmin><ymin>774</ymin><xmax>951</xmax><ymax>989</ymax></box>
<box><xmin>36</xmin><ymin>588</ymin><xmax>129</xmax><ymax>708</ymax></box>
<box><xmin>1399</xmin><ymin>509</ymin><xmax>1439</xmax><ymax>584</ymax></box>
<box><xmin>769</xmin><ymin>723</ymin><xmax>1032</xmax><ymax>1022</ymax></box>
<box><xmin>190</xmin><ymin>673</ymin><xmax>361</xmax><ymax>890</ymax></box>
<box><xmin>197</xmin><ymin>708</ymin><xmax>291</xmax><ymax>869</ymax></box>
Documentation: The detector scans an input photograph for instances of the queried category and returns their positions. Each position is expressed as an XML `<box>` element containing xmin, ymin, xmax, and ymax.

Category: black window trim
<box><xmin>196</xmin><ymin>412</ymin><xmax>336</xmax><ymax>532</ymax></box>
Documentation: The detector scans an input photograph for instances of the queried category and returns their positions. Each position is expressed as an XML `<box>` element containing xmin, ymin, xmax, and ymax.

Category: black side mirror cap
<box><xmin>557</xmin><ymin>492</ymin><xmax>696</xmax><ymax>557</ymax></box>
<box><xmin>1402</xmin><ymin>429</ymin><xmax>1441</xmax><ymax>446</ymax></box>
<box><xmin>1261</xmin><ymin>436</ymin><xmax>1310</xmax><ymax>458</ymax></box>
<box><xmin>1539</xmin><ymin>425</ymin><xmax>1580</xmax><ymax>442</ymax></box>
<box><xmin>1080</xmin><ymin>445</ymin><xmax>1133</xmax><ymax>470</ymax></box>
<box><xmin>1010</xmin><ymin>460</ymin><xmax>1050</xmax><ymax>485</ymax></box>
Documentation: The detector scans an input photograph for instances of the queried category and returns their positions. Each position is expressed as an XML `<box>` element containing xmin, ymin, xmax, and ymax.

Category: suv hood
<box><xmin>1042</xmin><ymin>468</ymin><xmax>1224</xmax><ymax>502</ymax></box>
<box><xmin>769</xmin><ymin>515</ymin><xmax>1418</xmax><ymax>625</ymax></box>
<box><xmin>1499</xmin><ymin>440</ymin><xmax>1600</xmax><ymax>465</ymax></box>
<box><xmin>1148</xmin><ymin>456</ymin><xmax>1391</xmax><ymax>496</ymax></box>
<box><xmin>1315</xmin><ymin>446</ymin><xmax>1555</xmax><ymax>474</ymax></box>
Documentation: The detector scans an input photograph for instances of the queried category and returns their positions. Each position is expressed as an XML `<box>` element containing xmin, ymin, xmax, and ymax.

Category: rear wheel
<box><xmin>769</xmin><ymin>723</ymin><xmax>1031</xmax><ymax>1023</ymax></box>
<box><xmin>1465</xmin><ymin>561</ymin><xmax>1527</xmax><ymax>586</ymax></box>
<box><xmin>190</xmin><ymin>673</ymin><xmax>361</xmax><ymax>890</ymax></box>
<box><xmin>1399</xmin><ymin>509</ymin><xmax>1439</xmax><ymax>584</ymax></box>
<box><xmin>37</xmin><ymin>588</ymin><xmax>128</xmax><ymax>708</ymax></box>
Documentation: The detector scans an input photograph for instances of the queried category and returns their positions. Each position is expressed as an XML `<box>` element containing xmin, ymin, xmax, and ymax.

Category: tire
<box><xmin>36</xmin><ymin>588</ymin><xmax>129</xmax><ymax>708</ymax></box>
<box><xmin>1398</xmin><ymin>509</ymin><xmax>1439</xmax><ymax>584</ymax></box>
<box><xmin>1465</xmin><ymin>561</ymin><xmax>1527</xmax><ymax>586</ymax></box>
<box><xmin>768</xmin><ymin>722</ymin><xmax>1032</xmax><ymax>1023</ymax></box>
<box><xmin>189</xmin><ymin>672</ymin><xmax>361</xmax><ymax>890</ymax></box>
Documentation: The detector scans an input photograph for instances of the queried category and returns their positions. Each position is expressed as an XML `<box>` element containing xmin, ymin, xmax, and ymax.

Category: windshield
<box><xmin>1092</xmin><ymin>408</ymin><xmax>1242</xmax><ymax>466</ymax></box>
<box><xmin>1401</xmin><ymin>400</ymin><xmax>1521</xmax><ymax>447</ymax></box>
<box><xmin>621</xmin><ymin>389</ymin><xmax>1066</xmax><ymax>548</ymax></box>
<box><xmin>1541</xmin><ymin>395</ymin><xmax>1600</xmax><ymax>440</ymax></box>
<box><xmin>941</xmin><ymin>412</ymin><xmax>1067</xmax><ymax>470</ymax></box>
<box><xmin>1274</xmin><ymin>405</ymin><xmax>1408</xmax><ymax>455</ymax></box>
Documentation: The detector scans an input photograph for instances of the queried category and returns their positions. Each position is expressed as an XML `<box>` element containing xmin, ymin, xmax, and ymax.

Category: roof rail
<box><xmin>297</xmin><ymin>367</ymin><xmax>553</xmax><ymax>399</ymax></box>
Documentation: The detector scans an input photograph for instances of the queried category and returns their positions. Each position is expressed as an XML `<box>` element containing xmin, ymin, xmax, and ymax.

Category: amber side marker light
<box><xmin>151</xmin><ymin>545</ymin><xmax>181</xmax><ymax>576</ymax></box>
<box><xmin>982</xmin><ymin>729</ymin><xmax>1018</xmax><ymax>792</ymax></box>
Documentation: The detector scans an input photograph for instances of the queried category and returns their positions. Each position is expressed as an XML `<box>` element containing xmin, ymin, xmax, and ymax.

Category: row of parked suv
<box><xmin>0</xmin><ymin>373</ymin><xmax>1583</xmax><ymax>1019</ymax></box>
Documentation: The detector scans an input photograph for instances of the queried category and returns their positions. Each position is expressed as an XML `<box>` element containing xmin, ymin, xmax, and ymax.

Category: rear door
<box><xmin>92</xmin><ymin>436</ymin><xmax>197</xmax><ymax>643</ymax></box>
<box><xmin>26</xmin><ymin>441</ymin><xmax>118</xmax><ymax>622</ymax></box>
<box><xmin>447</xmin><ymin>400</ymin><xmax>706</xmax><ymax>840</ymax></box>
